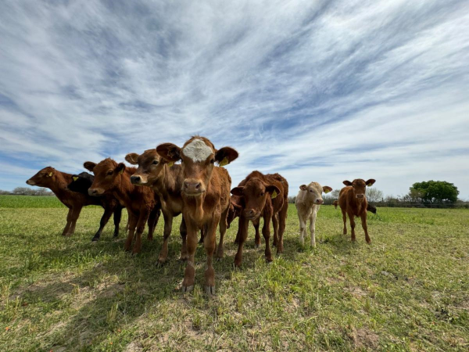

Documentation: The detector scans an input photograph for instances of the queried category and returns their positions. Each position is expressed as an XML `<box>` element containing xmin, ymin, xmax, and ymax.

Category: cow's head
<box><xmin>85</xmin><ymin>158</ymin><xmax>126</xmax><ymax>196</ymax></box>
<box><xmin>231</xmin><ymin>178</ymin><xmax>280</xmax><ymax>221</ymax></box>
<box><xmin>227</xmin><ymin>195</ymin><xmax>244</xmax><ymax>228</ymax></box>
<box><xmin>343</xmin><ymin>179</ymin><xmax>376</xmax><ymax>199</ymax></box>
<box><xmin>26</xmin><ymin>166</ymin><xmax>56</xmax><ymax>188</ymax></box>
<box><xmin>299</xmin><ymin>182</ymin><xmax>332</xmax><ymax>205</ymax></box>
<box><xmin>156</xmin><ymin>137</ymin><xmax>238</xmax><ymax>197</ymax></box>
<box><xmin>125</xmin><ymin>149</ymin><xmax>165</xmax><ymax>186</ymax></box>
<box><xmin>67</xmin><ymin>172</ymin><xmax>94</xmax><ymax>194</ymax></box>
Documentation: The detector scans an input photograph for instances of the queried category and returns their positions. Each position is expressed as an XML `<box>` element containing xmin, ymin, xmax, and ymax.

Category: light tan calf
<box><xmin>295</xmin><ymin>182</ymin><xmax>332</xmax><ymax>247</ymax></box>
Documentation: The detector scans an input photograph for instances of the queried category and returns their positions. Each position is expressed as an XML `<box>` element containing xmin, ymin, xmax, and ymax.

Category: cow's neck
<box><xmin>114</xmin><ymin>173</ymin><xmax>135</xmax><ymax>207</ymax></box>
<box><xmin>48</xmin><ymin>171</ymin><xmax>73</xmax><ymax>200</ymax></box>
<box><xmin>184</xmin><ymin>193</ymin><xmax>206</xmax><ymax>224</ymax></box>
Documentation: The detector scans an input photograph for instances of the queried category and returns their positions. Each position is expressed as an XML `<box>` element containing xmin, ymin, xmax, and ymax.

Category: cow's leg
<box><xmin>147</xmin><ymin>206</ymin><xmax>160</xmax><ymax>241</ymax></box>
<box><xmin>263</xmin><ymin>209</ymin><xmax>273</xmax><ymax>262</ymax></box>
<box><xmin>342</xmin><ymin>208</ymin><xmax>347</xmax><ymax>235</ymax></box>
<box><xmin>182</xmin><ymin>219</ymin><xmax>198</xmax><ymax>292</ymax></box>
<box><xmin>310</xmin><ymin>208</ymin><xmax>318</xmax><ymax>247</ymax></box>
<box><xmin>272</xmin><ymin>215</ymin><xmax>278</xmax><ymax>247</ymax></box>
<box><xmin>348</xmin><ymin>212</ymin><xmax>356</xmax><ymax>242</ymax></box>
<box><xmin>253</xmin><ymin>218</ymin><xmax>261</xmax><ymax>248</ymax></box>
<box><xmin>298</xmin><ymin>211</ymin><xmax>306</xmax><ymax>245</ymax></box>
<box><xmin>204</xmin><ymin>212</ymin><xmax>220</xmax><ymax>295</ymax></box>
<box><xmin>277</xmin><ymin>203</ymin><xmax>288</xmax><ymax>253</ymax></box>
<box><xmin>112</xmin><ymin>205</ymin><xmax>123</xmax><ymax>238</ymax></box>
<box><xmin>216</xmin><ymin>206</ymin><xmax>229</xmax><ymax>259</ymax></box>
<box><xmin>234</xmin><ymin>225</ymin><xmax>242</xmax><ymax>245</ymax></box>
<box><xmin>234</xmin><ymin>215</ymin><xmax>249</xmax><ymax>267</ymax></box>
<box><xmin>133</xmin><ymin>209</ymin><xmax>150</xmax><ymax>254</ymax></box>
<box><xmin>179</xmin><ymin>217</ymin><xmax>188</xmax><ymax>261</ymax></box>
<box><xmin>92</xmin><ymin>206</ymin><xmax>113</xmax><ymax>241</ymax></box>
<box><xmin>360</xmin><ymin>212</ymin><xmax>371</xmax><ymax>244</ymax></box>
<box><xmin>65</xmin><ymin>206</ymin><xmax>82</xmax><ymax>236</ymax></box>
<box><xmin>272</xmin><ymin>213</ymin><xmax>279</xmax><ymax>253</ymax></box>
<box><xmin>157</xmin><ymin>211</ymin><xmax>173</xmax><ymax>265</ymax></box>
<box><xmin>124</xmin><ymin>212</ymin><xmax>137</xmax><ymax>252</ymax></box>
<box><xmin>61</xmin><ymin>207</ymin><xmax>73</xmax><ymax>236</ymax></box>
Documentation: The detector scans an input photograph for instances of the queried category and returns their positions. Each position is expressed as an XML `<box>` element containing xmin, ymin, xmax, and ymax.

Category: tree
<box><xmin>366</xmin><ymin>188</ymin><xmax>383</xmax><ymax>203</ymax></box>
<box><xmin>409</xmin><ymin>181</ymin><xmax>459</xmax><ymax>204</ymax></box>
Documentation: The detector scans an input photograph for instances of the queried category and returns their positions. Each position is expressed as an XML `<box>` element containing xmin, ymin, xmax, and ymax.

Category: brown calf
<box><xmin>337</xmin><ymin>179</ymin><xmax>376</xmax><ymax>243</ymax></box>
<box><xmin>125</xmin><ymin>149</ymin><xmax>189</xmax><ymax>265</ymax></box>
<box><xmin>85</xmin><ymin>159</ymin><xmax>161</xmax><ymax>254</ymax></box>
<box><xmin>26</xmin><ymin>166</ymin><xmax>122</xmax><ymax>237</ymax></box>
<box><xmin>156</xmin><ymin>136</ymin><xmax>238</xmax><ymax>294</ymax></box>
<box><xmin>231</xmin><ymin>171</ymin><xmax>289</xmax><ymax>267</ymax></box>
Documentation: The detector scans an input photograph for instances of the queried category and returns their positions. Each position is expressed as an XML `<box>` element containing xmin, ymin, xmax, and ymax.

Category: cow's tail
<box><xmin>333</xmin><ymin>200</ymin><xmax>339</xmax><ymax>209</ymax></box>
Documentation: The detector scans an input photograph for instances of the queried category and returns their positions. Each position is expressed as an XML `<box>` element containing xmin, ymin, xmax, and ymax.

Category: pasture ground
<box><xmin>0</xmin><ymin>195</ymin><xmax>468</xmax><ymax>351</ymax></box>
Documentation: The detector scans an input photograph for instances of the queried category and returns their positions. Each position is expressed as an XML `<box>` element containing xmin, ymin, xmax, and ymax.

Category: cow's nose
<box><xmin>245</xmin><ymin>209</ymin><xmax>256</xmax><ymax>218</ymax></box>
<box><xmin>184</xmin><ymin>181</ymin><xmax>201</xmax><ymax>193</ymax></box>
<box><xmin>356</xmin><ymin>194</ymin><xmax>364</xmax><ymax>199</ymax></box>
<box><xmin>130</xmin><ymin>175</ymin><xmax>141</xmax><ymax>184</ymax></box>
<box><xmin>316</xmin><ymin>199</ymin><xmax>324</xmax><ymax>204</ymax></box>
<box><xmin>88</xmin><ymin>189</ymin><xmax>98</xmax><ymax>196</ymax></box>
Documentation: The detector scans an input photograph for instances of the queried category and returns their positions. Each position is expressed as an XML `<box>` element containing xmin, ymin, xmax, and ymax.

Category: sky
<box><xmin>1</xmin><ymin>0</ymin><xmax>469</xmax><ymax>199</ymax></box>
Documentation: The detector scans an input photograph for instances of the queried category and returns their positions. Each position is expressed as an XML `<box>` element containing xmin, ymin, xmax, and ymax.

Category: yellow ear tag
<box><xmin>119</xmin><ymin>168</ymin><xmax>124</xmax><ymax>175</ymax></box>
<box><xmin>48</xmin><ymin>172</ymin><xmax>53</xmax><ymax>177</ymax></box>
<box><xmin>324</xmin><ymin>188</ymin><xmax>331</xmax><ymax>194</ymax></box>
<box><xmin>366</xmin><ymin>182</ymin><xmax>372</xmax><ymax>186</ymax></box>
<box><xmin>271</xmin><ymin>190</ymin><xmax>278</xmax><ymax>199</ymax></box>
<box><xmin>72</xmin><ymin>176</ymin><xmax>78</xmax><ymax>181</ymax></box>
<box><xmin>219</xmin><ymin>157</ymin><xmax>229</xmax><ymax>167</ymax></box>
<box><xmin>168</xmin><ymin>162</ymin><xmax>174</xmax><ymax>167</ymax></box>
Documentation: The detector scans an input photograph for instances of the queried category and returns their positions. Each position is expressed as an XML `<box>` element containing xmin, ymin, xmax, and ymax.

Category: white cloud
<box><xmin>0</xmin><ymin>0</ymin><xmax>468</xmax><ymax>199</ymax></box>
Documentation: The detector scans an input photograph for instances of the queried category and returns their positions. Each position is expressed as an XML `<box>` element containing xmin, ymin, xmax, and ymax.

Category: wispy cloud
<box><xmin>1</xmin><ymin>0</ymin><xmax>468</xmax><ymax>198</ymax></box>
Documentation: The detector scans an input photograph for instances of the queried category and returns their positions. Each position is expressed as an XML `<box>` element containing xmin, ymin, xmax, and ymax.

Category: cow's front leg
<box><xmin>204</xmin><ymin>212</ymin><xmax>220</xmax><ymax>295</ymax></box>
<box><xmin>182</xmin><ymin>219</ymin><xmax>198</xmax><ymax>292</ymax></box>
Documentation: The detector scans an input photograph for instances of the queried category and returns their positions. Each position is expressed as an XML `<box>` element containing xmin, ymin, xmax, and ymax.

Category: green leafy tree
<box><xmin>409</xmin><ymin>181</ymin><xmax>459</xmax><ymax>204</ymax></box>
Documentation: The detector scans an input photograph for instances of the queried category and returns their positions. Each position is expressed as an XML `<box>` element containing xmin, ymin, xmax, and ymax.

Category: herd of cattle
<box><xmin>26</xmin><ymin>136</ymin><xmax>376</xmax><ymax>294</ymax></box>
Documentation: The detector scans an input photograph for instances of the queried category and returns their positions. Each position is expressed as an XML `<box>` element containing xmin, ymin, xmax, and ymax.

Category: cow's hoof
<box><xmin>182</xmin><ymin>285</ymin><xmax>194</xmax><ymax>293</ymax></box>
<box><xmin>255</xmin><ymin>244</ymin><xmax>260</xmax><ymax>249</ymax></box>
<box><xmin>205</xmin><ymin>286</ymin><xmax>215</xmax><ymax>295</ymax></box>
<box><xmin>91</xmin><ymin>237</ymin><xmax>100</xmax><ymax>242</ymax></box>
<box><xmin>233</xmin><ymin>263</ymin><xmax>241</xmax><ymax>270</ymax></box>
<box><xmin>156</xmin><ymin>260</ymin><xmax>166</xmax><ymax>267</ymax></box>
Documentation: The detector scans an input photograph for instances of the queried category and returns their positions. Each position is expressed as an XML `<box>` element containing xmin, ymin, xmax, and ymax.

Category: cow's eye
<box><xmin>107</xmin><ymin>170</ymin><xmax>113</xmax><ymax>176</ymax></box>
<box><xmin>260</xmin><ymin>192</ymin><xmax>265</xmax><ymax>196</ymax></box>
<box><xmin>309</xmin><ymin>190</ymin><xmax>313</xmax><ymax>192</ymax></box>
<box><xmin>152</xmin><ymin>160</ymin><xmax>158</xmax><ymax>165</ymax></box>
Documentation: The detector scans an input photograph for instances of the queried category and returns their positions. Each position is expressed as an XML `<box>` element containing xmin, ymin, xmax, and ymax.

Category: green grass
<box><xmin>0</xmin><ymin>195</ymin><xmax>63</xmax><ymax>208</ymax></box>
<box><xmin>0</xmin><ymin>198</ymin><xmax>468</xmax><ymax>351</ymax></box>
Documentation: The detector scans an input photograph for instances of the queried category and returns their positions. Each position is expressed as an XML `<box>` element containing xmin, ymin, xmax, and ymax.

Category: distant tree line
<box><xmin>288</xmin><ymin>181</ymin><xmax>468</xmax><ymax>209</ymax></box>
<box><xmin>0</xmin><ymin>187</ymin><xmax>54</xmax><ymax>196</ymax></box>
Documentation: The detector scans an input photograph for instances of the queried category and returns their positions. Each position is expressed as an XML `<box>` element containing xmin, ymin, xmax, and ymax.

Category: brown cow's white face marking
<box><xmin>182</xmin><ymin>138</ymin><xmax>213</xmax><ymax>162</ymax></box>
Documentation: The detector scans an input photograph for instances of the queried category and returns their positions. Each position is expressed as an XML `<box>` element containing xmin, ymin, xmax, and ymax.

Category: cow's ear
<box><xmin>323</xmin><ymin>186</ymin><xmax>333</xmax><ymax>194</ymax></box>
<box><xmin>156</xmin><ymin>143</ymin><xmax>181</xmax><ymax>162</ymax></box>
<box><xmin>343</xmin><ymin>180</ymin><xmax>353</xmax><ymax>186</ymax></box>
<box><xmin>230</xmin><ymin>197</ymin><xmax>243</xmax><ymax>210</ymax></box>
<box><xmin>115</xmin><ymin>163</ymin><xmax>126</xmax><ymax>174</ymax></box>
<box><xmin>84</xmin><ymin>162</ymin><xmax>96</xmax><ymax>172</ymax></box>
<box><xmin>215</xmin><ymin>147</ymin><xmax>239</xmax><ymax>167</ymax></box>
<box><xmin>300</xmin><ymin>184</ymin><xmax>308</xmax><ymax>191</ymax></box>
<box><xmin>365</xmin><ymin>179</ymin><xmax>376</xmax><ymax>187</ymax></box>
<box><xmin>266</xmin><ymin>185</ymin><xmax>281</xmax><ymax>199</ymax></box>
<box><xmin>231</xmin><ymin>186</ymin><xmax>244</xmax><ymax>196</ymax></box>
<box><xmin>125</xmin><ymin>153</ymin><xmax>140</xmax><ymax>165</ymax></box>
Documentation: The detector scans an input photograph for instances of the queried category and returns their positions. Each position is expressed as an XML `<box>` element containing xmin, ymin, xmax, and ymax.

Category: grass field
<box><xmin>0</xmin><ymin>195</ymin><xmax>468</xmax><ymax>351</ymax></box>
